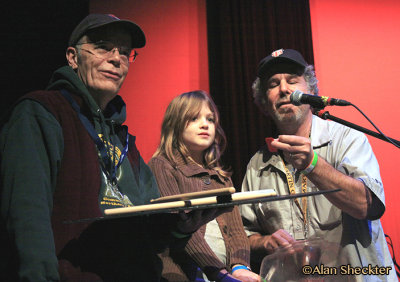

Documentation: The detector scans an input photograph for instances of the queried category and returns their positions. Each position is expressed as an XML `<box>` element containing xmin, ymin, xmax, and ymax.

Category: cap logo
<box><xmin>108</xmin><ymin>14</ymin><xmax>120</xmax><ymax>20</ymax></box>
<box><xmin>271</xmin><ymin>49</ymin><xmax>284</xmax><ymax>57</ymax></box>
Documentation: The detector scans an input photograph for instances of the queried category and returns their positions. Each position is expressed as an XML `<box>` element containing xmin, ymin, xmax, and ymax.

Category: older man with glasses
<box><xmin>0</xmin><ymin>14</ymin><xmax>232</xmax><ymax>281</ymax></box>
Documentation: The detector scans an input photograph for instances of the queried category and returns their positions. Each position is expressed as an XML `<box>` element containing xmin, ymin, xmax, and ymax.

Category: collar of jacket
<box><xmin>172</xmin><ymin>152</ymin><xmax>226</xmax><ymax>184</ymax></box>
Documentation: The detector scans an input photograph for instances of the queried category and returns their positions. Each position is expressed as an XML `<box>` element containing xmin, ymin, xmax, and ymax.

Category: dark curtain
<box><xmin>206</xmin><ymin>0</ymin><xmax>314</xmax><ymax>188</ymax></box>
<box><xmin>1</xmin><ymin>0</ymin><xmax>89</xmax><ymax>122</ymax></box>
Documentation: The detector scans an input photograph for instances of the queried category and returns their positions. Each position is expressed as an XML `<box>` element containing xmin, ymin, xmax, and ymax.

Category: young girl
<box><xmin>149</xmin><ymin>91</ymin><xmax>260</xmax><ymax>281</ymax></box>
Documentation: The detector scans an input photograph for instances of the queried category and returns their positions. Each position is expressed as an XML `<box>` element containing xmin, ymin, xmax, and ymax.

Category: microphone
<box><xmin>290</xmin><ymin>90</ymin><xmax>351</xmax><ymax>108</ymax></box>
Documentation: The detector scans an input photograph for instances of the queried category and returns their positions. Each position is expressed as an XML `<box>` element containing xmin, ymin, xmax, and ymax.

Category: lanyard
<box><xmin>60</xmin><ymin>89</ymin><xmax>129</xmax><ymax>185</ymax></box>
<box><xmin>281</xmin><ymin>159</ymin><xmax>309</xmax><ymax>238</ymax></box>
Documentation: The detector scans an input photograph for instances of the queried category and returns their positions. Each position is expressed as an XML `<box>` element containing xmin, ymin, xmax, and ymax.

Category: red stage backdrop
<box><xmin>310</xmin><ymin>0</ymin><xmax>400</xmax><ymax>262</ymax></box>
<box><xmin>91</xmin><ymin>0</ymin><xmax>400</xmax><ymax>264</ymax></box>
<box><xmin>90</xmin><ymin>0</ymin><xmax>209</xmax><ymax>161</ymax></box>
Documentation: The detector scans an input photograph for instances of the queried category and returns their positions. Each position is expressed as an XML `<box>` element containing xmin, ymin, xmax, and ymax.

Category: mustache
<box><xmin>276</xmin><ymin>99</ymin><xmax>292</xmax><ymax>108</ymax></box>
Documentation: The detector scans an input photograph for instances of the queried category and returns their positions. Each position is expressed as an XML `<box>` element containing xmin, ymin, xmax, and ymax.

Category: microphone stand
<box><xmin>313</xmin><ymin>109</ymin><xmax>400</xmax><ymax>147</ymax></box>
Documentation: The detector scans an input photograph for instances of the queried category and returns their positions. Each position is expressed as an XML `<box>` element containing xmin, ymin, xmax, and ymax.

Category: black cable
<box><xmin>385</xmin><ymin>234</ymin><xmax>400</xmax><ymax>278</ymax></box>
<box><xmin>350</xmin><ymin>103</ymin><xmax>400</xmax><ymax>149</ymax></box>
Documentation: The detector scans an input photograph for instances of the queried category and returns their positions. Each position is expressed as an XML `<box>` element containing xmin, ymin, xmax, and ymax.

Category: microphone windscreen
<box><xmin>290</xmin><ymin>90</ymin><xmax>303</xmax><ymax>106</ymax></box>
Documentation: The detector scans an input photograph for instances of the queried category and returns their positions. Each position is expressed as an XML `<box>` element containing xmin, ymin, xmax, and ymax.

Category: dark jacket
<box><xmin>0</xmin><ymin>66</ymin><xmax>182</xmax><ymax>281</ymax></box>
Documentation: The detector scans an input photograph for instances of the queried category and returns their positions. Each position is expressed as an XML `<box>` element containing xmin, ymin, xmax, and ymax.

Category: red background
<box><xmin>91</xmin><ymin>0</ymin><xmax>400</xmax><ymax>262</ymax></box>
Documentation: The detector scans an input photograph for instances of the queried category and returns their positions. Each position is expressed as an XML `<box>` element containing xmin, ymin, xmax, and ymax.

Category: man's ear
<box><xmin>66</xmin><ymin>47</ymin><xmax>79</xmax><ymax>70</ymax></box>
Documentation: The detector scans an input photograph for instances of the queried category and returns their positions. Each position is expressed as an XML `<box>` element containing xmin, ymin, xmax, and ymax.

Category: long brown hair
<box><xmin>153</xmin><ymin>90</ymin><xmax>231</xmax><ymax>177</ymax></box>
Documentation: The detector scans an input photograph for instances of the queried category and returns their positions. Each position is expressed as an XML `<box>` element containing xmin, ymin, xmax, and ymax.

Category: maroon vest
<box><xmin>24</xmin><ymin>90</ymin><xmax>141</xmax><ymax>255</ymax></box>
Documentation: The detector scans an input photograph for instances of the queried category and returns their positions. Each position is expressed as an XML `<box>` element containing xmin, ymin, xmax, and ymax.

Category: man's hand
<box><xmin>271</xmin><ymin>135</ymin><xmax>313</xmax><ymax>170</ymax></box>
<box><xmin>249</xmin><ymin>230</ymin><xmax>296</xmax><ymax>256</ymax></box>
<box><xmin>271</xmin><ymin>134</ymin><xmax>377</xmax><ymax>220</ymax></box>
<box><xmin>175</xmin><ymin>207</ymin><xmax>233</xmax><ymax>234</ymax></box>
<box><xmin>263</xmin><ymin>229</ymin><xmax>296</xmax><ymax>252</ymax></box>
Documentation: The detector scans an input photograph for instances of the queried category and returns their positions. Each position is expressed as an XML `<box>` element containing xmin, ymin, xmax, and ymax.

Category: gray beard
<box><xmin>272</xmin><ymin>108</ymin><xmax>303</xmax><ymax>124</ymax></box>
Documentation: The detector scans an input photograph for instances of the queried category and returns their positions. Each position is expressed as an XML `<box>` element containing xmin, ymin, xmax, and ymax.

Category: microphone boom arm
<box><xmin>313</xmin><ymin>110</ymin><xmax>400</xmax><ymax>147</ymax></box>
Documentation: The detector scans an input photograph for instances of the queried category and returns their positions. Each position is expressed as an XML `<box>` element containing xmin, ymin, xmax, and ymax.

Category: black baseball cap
<box><xmin>257</xmin><ymin>49</ymin><xmax>308</xmax><ymax>79</ymax></box>
<box><xmin>68</xmin><ymin>14</ymin><xmax>146</xmax><ymax>48</ymax></box>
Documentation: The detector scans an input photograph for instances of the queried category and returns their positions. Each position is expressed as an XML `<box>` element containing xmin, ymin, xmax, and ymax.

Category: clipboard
<box><xmin>105</xmin><ymin>189</ymin><xmax>277</xmax><ymax>216</ymax></box>
<box><xmin>150</xmin><ymin>187</ymin><xmax>236</xmax><ymax>203</ymax></box>
<box><xmin>104</xmin><ymin>188</ymin><xmax>340</xmax><ymax>217</ymax></box>
<box><xmin>64</xmin><ymin>188</ymin><xmax>340</xmax><ymax>223</ymax></box>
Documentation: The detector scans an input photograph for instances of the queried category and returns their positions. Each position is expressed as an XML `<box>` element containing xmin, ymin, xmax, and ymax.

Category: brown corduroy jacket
<box><xmin>148</xmin><ymin>154</ymin><xmax>250</xmax><ymax>281</ymax></box>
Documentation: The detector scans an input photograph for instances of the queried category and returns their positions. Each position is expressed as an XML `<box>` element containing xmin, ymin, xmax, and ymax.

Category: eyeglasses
<box><xmin>76</xmin><ymin>40</ymin><xmax>138</xmax><ymax>63</ymax></box>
